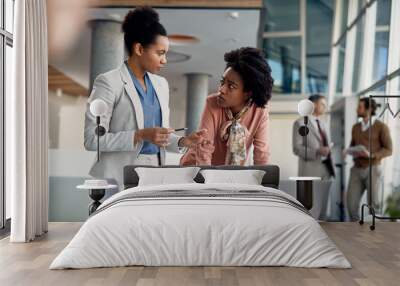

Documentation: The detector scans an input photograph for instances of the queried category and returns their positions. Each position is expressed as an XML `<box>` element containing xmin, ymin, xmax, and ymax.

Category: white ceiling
<box><xmin>50</xmin><ymin>8</ymin><xmax>261</xmax><ymax>98</ymax></box>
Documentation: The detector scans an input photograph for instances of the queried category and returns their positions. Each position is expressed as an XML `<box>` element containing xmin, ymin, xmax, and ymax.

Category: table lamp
<box><xmin>297</xmin><ymin>99</ymin><xmax>314</xmax><ymax>161</ymax></box>
<box><xmin>89</xmin><ymin>99</ymin><xmax>107</xmax><ymax>162</ymax></box>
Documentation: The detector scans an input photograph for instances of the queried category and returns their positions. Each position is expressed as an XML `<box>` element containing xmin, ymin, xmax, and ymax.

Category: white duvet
<box><xmin>50</xmin><ymin>183</ymin><xmax>351</xmax><ymax>269</ymax></box>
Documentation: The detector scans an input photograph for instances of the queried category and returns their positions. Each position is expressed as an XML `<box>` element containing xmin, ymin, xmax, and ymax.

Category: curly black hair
<box><xmin>224</xmin><ymin>47</ymin><xmax>274</xmax><ymax>108</ymax></box>
<box><xmin>122</xmin><ymin>6</ymin><xmax>167</xmax><ymax>55</ymax></box>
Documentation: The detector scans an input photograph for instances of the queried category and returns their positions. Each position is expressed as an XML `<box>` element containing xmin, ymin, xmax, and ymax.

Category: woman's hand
<box><xmin>179</xmin><ymin>129</ymin><xmax>209</xmax><ymax>148</ymax></box>
<box><xmin>134</xmin><ymin>127</ymin><xmax>174</xmax><ymax>147</ymax></box>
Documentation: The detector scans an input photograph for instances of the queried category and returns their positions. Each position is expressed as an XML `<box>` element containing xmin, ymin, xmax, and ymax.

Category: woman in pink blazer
<box><xmin>180</xmin><ymin>47</ymin><xmax>274</xmax><ymax>166</ymax></box>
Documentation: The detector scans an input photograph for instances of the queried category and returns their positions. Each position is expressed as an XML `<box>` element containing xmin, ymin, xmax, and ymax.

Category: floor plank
<box><xmin>0</xmin><ymin>222</ymin><xmax>399</xmax><ymax>286</ymax></box>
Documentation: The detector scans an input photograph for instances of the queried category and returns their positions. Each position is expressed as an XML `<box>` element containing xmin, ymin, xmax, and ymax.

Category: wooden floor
<box><xmin>0</xmin><ymin>222</ymin><xmax>399</xmax><ymax>286</ymax></box>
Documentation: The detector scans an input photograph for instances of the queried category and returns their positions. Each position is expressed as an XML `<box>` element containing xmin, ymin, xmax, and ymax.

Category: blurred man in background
<box><xmin>345</xmin><ymin>98</ymin><xmax>392</xmax><ymax>221</ymax></box>
<box><xmin>293</xmin><ymin>94</ymin><xmax>335</xmax><ymax>220</ymax></box>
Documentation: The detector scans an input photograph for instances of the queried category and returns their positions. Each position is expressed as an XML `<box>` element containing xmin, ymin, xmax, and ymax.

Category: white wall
<box><xmin>167</xmin><ymin>74</ymin><xmax>187</xmax><ymax>130</ymax></box>
<box><xmin>268</xmin><ymin>113</ymin><xmax>299</xmax><ymax>179</ymax></box>
<box><xmin>48</xmin><ymin>90</ymin><xmax>87</xmax><ymax>150</ymax></box>
<box><xmin>268</xmin><ymin>100</ymin><xmax>302</xmax><ymax>179</ymax></box>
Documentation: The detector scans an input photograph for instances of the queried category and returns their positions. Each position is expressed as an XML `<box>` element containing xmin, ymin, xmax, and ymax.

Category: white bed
<box><xmin>50</xmin><ymin>182</ymin><xmax>351</xmax><ymax>269</ymax></box>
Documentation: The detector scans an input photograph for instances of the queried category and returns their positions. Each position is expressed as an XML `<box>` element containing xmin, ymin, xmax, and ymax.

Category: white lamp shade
<box><xmin>297</xmin><ymin>99</ymin><xmax>314</xmax><ymax>116</ymax></box>
<box><xmin>90</xmin><ymin>99</ymin><xmax>108</xmax><ymax>117</ymax></box>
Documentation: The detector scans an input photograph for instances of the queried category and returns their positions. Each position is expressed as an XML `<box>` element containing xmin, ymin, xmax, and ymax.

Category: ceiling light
<box><xmin>228</xmin><ymin>12</ymin><xmax>239</xmax><ymax>19</ymax></box>
<box><xmin>167</xmin><ymin>50</ymin><xmax>191</xmax><ymax>63</ymax></box>
<box><xmin>108</xmin><ymin>13</ymin><xmax>121</xmax><ymax>21</ymax></box>
<box><xmin>168</xmin><ymin>34</ymin><xmax>199</xmax><ymax>46</ymax></box>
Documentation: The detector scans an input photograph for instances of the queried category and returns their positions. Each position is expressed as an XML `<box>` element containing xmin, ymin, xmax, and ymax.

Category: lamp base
<box><xmin>296</xmin><ymin>180</ymin><xmax>313</xmax><ymax>210</ymax></box>
<box><xmin>88</xmin><ymin>188</ymin><xmax>105</xmax><ymax>215</ymax></box>
<box><xmin>95</xmin><ymin>126</ymin><xmax>106</xmax><ymax>136</ymax></box>
<box><xmin>298</xmin><ymin>126</ymin><xmax>309</xmax><ymax>136</ymax></box>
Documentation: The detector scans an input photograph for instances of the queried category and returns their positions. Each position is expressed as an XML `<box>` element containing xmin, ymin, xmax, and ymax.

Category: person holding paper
<box><xmin>345</xmin><ymin>98</ymin><xmax>392</xmax><ymax>221</ymax></box>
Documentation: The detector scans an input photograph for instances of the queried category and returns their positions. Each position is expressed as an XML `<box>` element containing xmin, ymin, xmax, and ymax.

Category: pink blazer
<box><xmin>180</xmin><ymin>94</ymin><xmax>270</xmax><ymax>166</ymax></box>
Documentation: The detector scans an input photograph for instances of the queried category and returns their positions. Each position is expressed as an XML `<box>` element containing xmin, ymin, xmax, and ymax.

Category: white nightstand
<box><xmin>77</xmin><ymin>180</ymin><xmax>117</xmax><ymax>215</ymax></box>
<box><xmin>289</xmin><ymin>177</ymin><xmax>321</xmax><ymax>210</ymax></box>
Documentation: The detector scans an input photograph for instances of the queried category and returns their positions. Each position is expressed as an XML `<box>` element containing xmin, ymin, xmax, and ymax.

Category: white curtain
<box><xmin>8</xmin><ymin>0</ymin><xmax>49</xmax><ymax>242</ymax></box>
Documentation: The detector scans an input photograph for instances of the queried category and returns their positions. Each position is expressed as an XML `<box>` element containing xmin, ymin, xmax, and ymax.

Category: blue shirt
<box><xmin>126</xmin><ymin>63</ymin><xmax>162</xmax><ymax>154</ymax></box>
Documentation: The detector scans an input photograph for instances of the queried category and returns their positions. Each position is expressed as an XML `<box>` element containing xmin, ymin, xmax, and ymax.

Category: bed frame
<box><xmin>123</xmin><ymin>165</ymin><xmax>280</xmax><ymax>189</ymax></box>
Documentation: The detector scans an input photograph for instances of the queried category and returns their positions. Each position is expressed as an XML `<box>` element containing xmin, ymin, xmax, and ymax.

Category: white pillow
<box><xmin>135</xmin><ymin>167</ymin><xmax>200</xmax><ymax>186</ymax></box>
<box><xmin>200</xmin><ymin>169</ymin><xmax>266</xmax><ymax>185</ymax></box>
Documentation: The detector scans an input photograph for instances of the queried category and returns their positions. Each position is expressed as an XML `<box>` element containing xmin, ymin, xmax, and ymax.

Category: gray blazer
<box><xmin>84</xmin><ymin>63</ymin><xmax>184</xmax><ymax>188</ymax></box>
<box><xmin>292</xmin><ymin>116</ymin><xmax>333</xmax><ymax>178</ymax></box>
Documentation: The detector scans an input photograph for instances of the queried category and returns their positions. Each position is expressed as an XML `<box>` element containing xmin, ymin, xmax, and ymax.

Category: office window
<box><xmin>5</xmin><ymin>43</ymin><xmax>11</xmax><ymax>220</ymax></box>
<box><xmin>0</xmin><ymin>42</ymin><xmax>3</xmax><ymax>229</ymax></box>
<box><xmin>330</xmin><ymin>0</ymin><xmax>398</xmax><ymax>97</ymax></box>
<box><xmin>339</xmin><ymin>0</ymin><xmax>348</xmax><ymax>37</ymax></box>
<box><xmin>376</xmin><ymin>0</ymin><xmax>391</xmax><ymax>26</ymax></box>
<box><xmin>357</xmin><ymin>0</ymin><xmax>367</xmax><ymax>13</ymax></box>
<box><xmin>373</xmin><ymin>0</ymin><xmax>391</xmax><ymax>83</ymax></box>
<box><xmin>5</xmin><ymin>0</ymin><xmax>13</xmax><ymax>33</ymax></box>
<box><xmin>262</xmin><ymin>0</ymin><xmax>333</xmax><ymax>95</ymax></box>
<box><xmin>263</xmin><ymin>37</ymin><xmax>301</xmax><ymax>93</ymax></box>
<box><xmin>352</xmin><ymin>15</ymin><xmax>365</xmax><ymax>92</ymax></box>
<box><xmin>1</xmin><ymin>0</ymin><xmax>14</xmax><ymax>230</ymax></box>
<box><xmin>336</xmin><ymin>38</ymin><xmax>346</xmax><ymax>93</ymax></box>
<box><xmin>373</xmin><ymin>32</ymin><xmax>389</xmax><ymax>86</ymax></box>
<box><xmin>306</xmin><ymin>0</ymin><xmax>333</xmax><ymax>93</ymax></box>
<box><xmin>370</xmin><ymin>83</ymin><xmax>387</xmax><ymax>96</ymax></box>
<box><xmin>264</xmin><ymin>0</ymin><xmax>300</xmax><ymax>32</ymax></box>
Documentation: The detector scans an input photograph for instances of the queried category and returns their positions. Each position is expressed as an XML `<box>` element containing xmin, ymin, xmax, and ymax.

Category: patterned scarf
<box><xmin>220</xmin><ymin>101</ymin><xmax>252</xmax><ymax>165</ymax></box>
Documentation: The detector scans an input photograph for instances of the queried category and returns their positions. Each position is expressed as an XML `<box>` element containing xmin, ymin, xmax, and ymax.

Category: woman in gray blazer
<box><xmin>84</xmin><ymin>7</ymin><xmax>206</xmax><ymax>190</ymax></box>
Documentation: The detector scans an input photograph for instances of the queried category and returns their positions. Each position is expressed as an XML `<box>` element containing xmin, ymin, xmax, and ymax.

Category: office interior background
<box><xmin>1</xmin><ymin>0</ymin><xmax>400</xmax><ymax>226</ymax></box>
